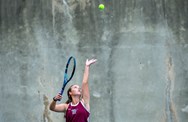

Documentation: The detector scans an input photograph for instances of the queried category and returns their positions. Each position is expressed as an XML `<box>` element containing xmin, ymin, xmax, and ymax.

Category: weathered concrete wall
<box><xmin>0</xmin><ymin>0</ymin><xmax>188</xmax><ymax>122</ymax></box>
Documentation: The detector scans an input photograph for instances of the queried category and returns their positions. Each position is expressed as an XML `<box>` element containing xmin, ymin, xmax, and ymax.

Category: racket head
<box><xmin>64</xmin><ymin>56</ymin><xmax>76</xmax><ymax>82</ymax></box>
<box><xmin>60</xmin><ymin>56</ymin><xmax>76</xmax><ymax>95</ymax></box>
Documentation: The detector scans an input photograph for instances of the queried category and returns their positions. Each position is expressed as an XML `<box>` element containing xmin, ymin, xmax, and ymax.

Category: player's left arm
<box><xmin>82</xmin><ymin>59</ymin><xmax>97</xmax><ymax>111</ymax></box>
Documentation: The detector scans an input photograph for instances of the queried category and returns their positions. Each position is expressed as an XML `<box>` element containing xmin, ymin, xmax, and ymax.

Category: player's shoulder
<box><xmin>80</xmin><ymin>99</ymin><xmax>90</xmax><ymax>112</ymax></box>
<box><xmin>62</xmin><ymin>103</ymin><xmax>69</xmax><ymax>112</ymax></box>
<box><xmin>81</xmin><ymin>99</ymin><xmax>85</xmax><ymax>104</ymax></box>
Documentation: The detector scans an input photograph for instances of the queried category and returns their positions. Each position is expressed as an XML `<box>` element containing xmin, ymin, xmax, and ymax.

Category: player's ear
<box><xmin>69</xmin><ymin>91</ymin><xmax>72</xmax><ymax>96</ymax></box>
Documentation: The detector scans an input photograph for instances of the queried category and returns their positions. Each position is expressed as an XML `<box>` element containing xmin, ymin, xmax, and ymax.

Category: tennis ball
<box><xmin>98</xmin><ymin>4</ymin><xmax>105</xmax><ymax>10</ymax></box>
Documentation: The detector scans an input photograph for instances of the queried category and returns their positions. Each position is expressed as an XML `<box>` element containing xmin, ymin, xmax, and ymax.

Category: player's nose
<box><xmin>79</xmin><ymin>88</ymin><xmax>82</xmax><ymax>92</ymax></box>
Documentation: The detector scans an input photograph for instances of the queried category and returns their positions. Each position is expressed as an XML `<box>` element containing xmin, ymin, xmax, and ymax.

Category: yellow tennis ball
<box><xmin>98</xmin><ymin>4</ymin><xmax>105</xmax><ymax>10</ymax></box>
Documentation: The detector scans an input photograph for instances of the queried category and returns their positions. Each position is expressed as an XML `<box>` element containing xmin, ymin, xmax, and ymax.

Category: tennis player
<box><xmin>49</xmin><ymin>58</ymin><xmax>97</xmax><ymax>122</ymax></box>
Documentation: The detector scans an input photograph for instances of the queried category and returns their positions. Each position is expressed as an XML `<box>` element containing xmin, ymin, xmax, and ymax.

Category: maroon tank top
<box><xmin>65</xmin><ymin>101</ymin><xmax>90</xmax><ymax>122</ymax></box>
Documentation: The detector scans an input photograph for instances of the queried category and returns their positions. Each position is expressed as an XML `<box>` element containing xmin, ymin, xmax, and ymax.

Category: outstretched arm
<box><xmin>82</xmin><ymin>59</ymin><xmax>97</xmax><ymax>111</ymax></box>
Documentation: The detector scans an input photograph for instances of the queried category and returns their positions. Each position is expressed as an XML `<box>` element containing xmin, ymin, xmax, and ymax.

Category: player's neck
<box><xmin>71</xmin><ymin>96</ymin><xmax>80</xmax><ymax>105</ymax></box>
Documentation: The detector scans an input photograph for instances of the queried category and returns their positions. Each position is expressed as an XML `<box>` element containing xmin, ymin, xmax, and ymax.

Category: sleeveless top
<box><xmin>65</xmin><ymin>101</ymin><xmax>90</xmax><ymax>122</ymax></box>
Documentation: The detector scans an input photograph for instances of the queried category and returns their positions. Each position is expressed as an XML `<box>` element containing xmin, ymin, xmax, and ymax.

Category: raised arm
<box><xmin>82</xmin><ymin>59</ymin><xmax>97</xmax><ymax>110</ymax></box>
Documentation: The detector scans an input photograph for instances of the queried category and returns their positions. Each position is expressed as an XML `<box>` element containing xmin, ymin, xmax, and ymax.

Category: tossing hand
<box><xmin>85</xmin><ymin>59</ymin><xmax>97</xmax><ymax>66</ymax></box>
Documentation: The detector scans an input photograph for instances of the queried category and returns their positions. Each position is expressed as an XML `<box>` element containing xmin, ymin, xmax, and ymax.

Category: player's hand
<box><xmin>53</xmin><ymin>93</ymin><xmax>62</xmax><ymax>101</ymax></box>
<box><xmin>86</xmin><ymin>59</ymin><xmax>97</xmax><ymax>66</ymax></box>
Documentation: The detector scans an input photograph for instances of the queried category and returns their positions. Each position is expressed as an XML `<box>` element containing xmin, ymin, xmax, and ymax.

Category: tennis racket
<box><xmin>60</xmin><ymin>56</ymin><xmax>76</xmax><ymax>96</ymax></box>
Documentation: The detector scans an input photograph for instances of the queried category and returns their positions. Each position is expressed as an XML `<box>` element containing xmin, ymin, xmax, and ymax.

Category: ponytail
<box><xmin>65</xmin><ymin>85</ymin><xmax>73</xmax><ymax>104</ymax></box>
<box><xmin>66</xmin><ymin>95</ymin><xmax>72</xmax><ymax>104</ymax></box>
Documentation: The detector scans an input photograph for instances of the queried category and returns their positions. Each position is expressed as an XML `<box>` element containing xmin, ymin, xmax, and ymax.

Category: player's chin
<box><xmin>77</xmin><ymin>92</ymin><xmax>81</xmax><ymax>96</ymax></box>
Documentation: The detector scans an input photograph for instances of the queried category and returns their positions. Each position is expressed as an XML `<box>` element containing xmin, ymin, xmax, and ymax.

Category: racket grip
<box><xmin>60</xmin><ymin>90</ymin><xmax>64</xmax><ymax>96</ymax></box>
<box><xmin>57</xmin><ymin>92</ymin><xmax>63</xmax><ymax>101</ymax></box>
<box><xmin>60</xmin><ymin>87</ymin><xmax>65</xmax><ymax>96</ymax></box>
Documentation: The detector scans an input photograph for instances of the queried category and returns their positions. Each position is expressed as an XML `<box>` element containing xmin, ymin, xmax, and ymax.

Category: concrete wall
<box><xmin>0</xmin><ymin>0</ymin><xmax>188</xmax><ymax>122</ymax></box>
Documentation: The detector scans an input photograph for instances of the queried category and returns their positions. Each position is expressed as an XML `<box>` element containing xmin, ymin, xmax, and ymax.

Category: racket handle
<box><xmin>60</xmin><ymin>86</ymin><xmax>65</xmax><ymax>95</ymax></box>
<box><xmin>56</xmin><ymin>91</ymin><xmax>63</xmax><ymax>101</ymax></box>
<box><xmin>60</xmin><ymin>90</ymin><xmax>64</xmax><ymax>96</ymax></box>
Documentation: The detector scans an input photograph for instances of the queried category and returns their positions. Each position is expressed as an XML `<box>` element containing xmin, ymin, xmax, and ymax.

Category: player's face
<box><xmin>70</xmin><ymin>85</ymin><xmax>81</xmax><ymax>96</ymax></box>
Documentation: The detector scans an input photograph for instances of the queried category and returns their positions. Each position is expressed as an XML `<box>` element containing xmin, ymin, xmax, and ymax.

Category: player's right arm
<box><xmin>49</xmin><ymin>94</ymin><xmax>68</xmax><ymax>113</ymax></box>
<box><xmin>49</xmin><ymin>102</ymin><xmax>68</xmax><ymax>112</ymax></box>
